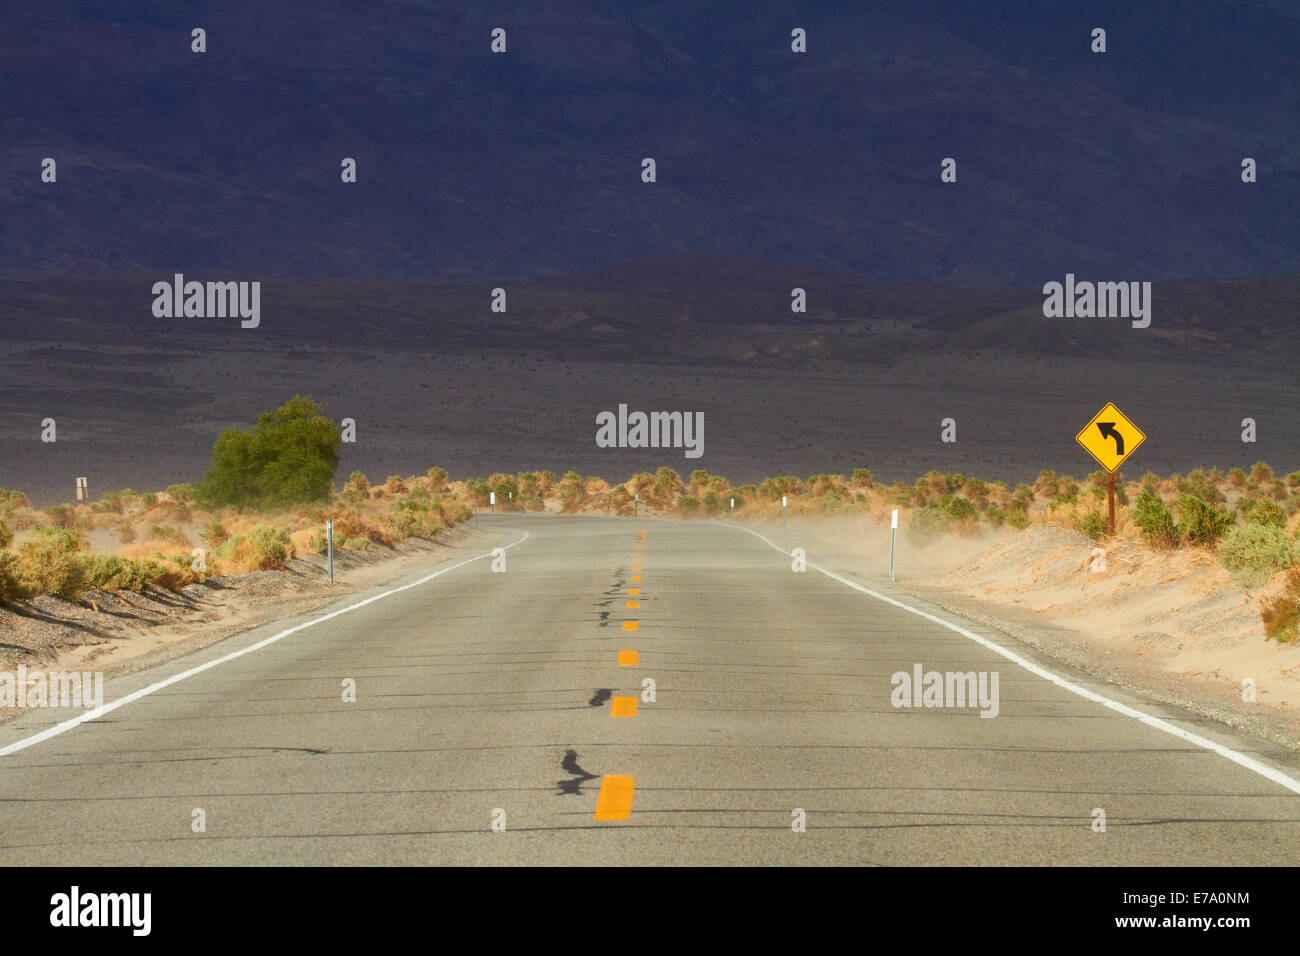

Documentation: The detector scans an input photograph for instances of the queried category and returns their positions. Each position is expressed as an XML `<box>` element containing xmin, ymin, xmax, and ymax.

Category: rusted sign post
<box><xmin>1076</xmin><ymin>402</ymin><xmax>1146</xmax><ymax>536</ymax></box>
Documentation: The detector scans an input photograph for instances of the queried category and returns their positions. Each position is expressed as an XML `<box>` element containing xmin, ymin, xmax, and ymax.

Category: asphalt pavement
<box><xmin>2</xmin><ymin>515</ymin><xmax>1298</xmax><ymax>865</ymax></box>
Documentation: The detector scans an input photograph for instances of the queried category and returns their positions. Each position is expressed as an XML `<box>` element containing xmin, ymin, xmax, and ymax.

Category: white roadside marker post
<box><xmin>730</xmin><ymin>497</ymin><xmax>735</xmax><ymax>519</ymax></box>
<box><xmin>326</xmin><ymin>518</ymin><xmax>334</xmax><ymax>584</ymax></box>
<box><xmin>634</xmin><ymin>492</ymin><xmax>639</xmax><ymax>518</ymax></box>
<box><xmin>890</xmin><ymin>508</ymin><xmax>898</xmax><ymax>583</ymax></box>
<box><xmin>75</xmin><ymin>477</ymin><xmax>87</xmax><ymax>502</ymax></box>
<box><xmin>490</xmin><ymin>490</ymin><xmax>496</xmax><ymax>515</ymax></box>
<box><xmin>782</xmin><ymin>494</ymin><xmax>787</xmax><ymax>533</ymax></box>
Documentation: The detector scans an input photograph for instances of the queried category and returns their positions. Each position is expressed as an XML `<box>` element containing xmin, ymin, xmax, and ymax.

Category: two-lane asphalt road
<box><xmin>2</xmin><ymin>515</ymin><xmax>1299</xmax><ymax>864</ymax></box>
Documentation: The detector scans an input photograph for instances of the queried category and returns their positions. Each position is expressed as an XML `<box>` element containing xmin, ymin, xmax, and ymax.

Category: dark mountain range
<box><xmin>3</xmin><ymin>0</ymin><xmax>1298</xmax><ymax>285</ymax></box>
<box><xmin>4</xmin><ymin>256</ymin><xmax>1298</xmax><ymax>363</ymax></box>
<box><xmin>2</xmin><ymin>257</ymin><xmax>1298</xmax><ymax>507</ymax></box>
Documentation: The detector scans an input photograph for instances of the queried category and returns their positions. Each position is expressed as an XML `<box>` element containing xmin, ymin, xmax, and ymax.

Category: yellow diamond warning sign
<box><xmin>1076</xmin><ymin>402</ymin><xmax>1145</xmax><ymax>473</ymax></box>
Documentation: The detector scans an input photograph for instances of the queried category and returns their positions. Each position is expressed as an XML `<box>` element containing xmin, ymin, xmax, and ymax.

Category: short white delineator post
<box><xmin>890</xmin><ymin>508</ymin><xmax>898</xmax><ymax>582</ymax></box>
<box><xmin>326</xmin><ymin>518</ymin><xmax>334</xmax><ymax>584</ymax></box>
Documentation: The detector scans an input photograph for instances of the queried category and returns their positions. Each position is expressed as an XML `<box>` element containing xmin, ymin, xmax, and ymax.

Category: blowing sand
<box><xmin>769</xmin><ymin>516</ymin><xmax>1300</xmax><ymax>748</ymax></box>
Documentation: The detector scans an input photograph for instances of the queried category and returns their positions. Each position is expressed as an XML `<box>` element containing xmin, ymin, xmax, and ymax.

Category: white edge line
<box><xmin>716</xmin><ymin>521</ymin><xmax>1300</xmax><ymax>797</ymax></box>
<box><xmin>0</xmin><ymin>531</ymin><xmax>530</xmax><ymax>758</ymax></box>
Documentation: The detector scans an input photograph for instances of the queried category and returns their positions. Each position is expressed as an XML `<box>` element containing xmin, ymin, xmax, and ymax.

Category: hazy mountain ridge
<box><xmin>3</xmin><ymin>0</ymin><xmax>1298</xmax><ymax>284</ymax></box>
<box><xmin>2</xmin><ymin>258</ymin><xmax>1297</xmax><ymax>364</ymax></box>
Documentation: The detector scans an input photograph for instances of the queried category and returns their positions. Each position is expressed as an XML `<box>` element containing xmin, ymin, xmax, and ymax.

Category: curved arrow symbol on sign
<box><xmin>1097</xmin><ymin>422</ymin><xmax>1124</xmax><ymax>456</ymax></box>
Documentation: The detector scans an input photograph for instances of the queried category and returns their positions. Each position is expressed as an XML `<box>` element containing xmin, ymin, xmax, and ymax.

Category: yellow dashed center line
<box><xmin>594</xmin><ymin>775</ymin><xmax>635</xmax><ymax>821</ymax></box>
<box><xmin>592</xmin><ymin>537</ymin><xmax>648</xmax><ymax>822</ymax></box>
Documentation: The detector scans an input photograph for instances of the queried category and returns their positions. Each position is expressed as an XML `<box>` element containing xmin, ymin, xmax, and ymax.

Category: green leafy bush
<box><xmin>945</xmin><ymin>497</ymin><xmax>978</xmax><ymax>522</ymax></box>
<box><xmin>906</xmin><ymin>506</ymin><xmax>950</xmax><ymax>544</ymax></box>
<box><xmin>1072</xmin><ymin>511</ymin><xmax>1109</xmax><ymax>541</ymax></box>
<box><xmin>0</xmin><ymin>551</ymin><xmax>29</xmax><ymax>601</ymax></box>
<box><xmin>347</xmin><ymin>471</ymin><xmax>370</xmax><ymax>496</ymax></box>
<box><xmin>1175</xmin><ymin>494</ymin><xmax>1233</xmax><ymax>546</ymax></box>
<box><xmin>1218</xmin><ymin>524</ymin><xmax>1300</xmax><ymax>587</ymax></box>
<box><xmin>1034</xmin><ymin>469</ymin><xmax>1059</xmax><ymax>499</ymax></box>
<box><xmin>80</xmin><ymin>554</ymin><xmax>165</xmax><ymax>592</ymax></box>
<box><xmin>760</xmin><ymin>476</ymin><xmax>802</xmax><ymax>500</ymax></box>
<box><xmin>1132</xmin><ymin>490</ymin><xmax>1180</xmax><ymax>548</ymax></box>
<box><xmin>557</xmin><ymin>472</ymin><xmax>587</xmax><ymax>511</ymax></box>
<box><xmin>1261</xmin><ymin>570</ymin><xmax>1300</xmax><ymax>643</ymax></box>
<box><xmin>1012</xmin><ymin>484</ymin><xmax>1034</xmax><ymax>509</ymax></box>
<box><xmin>304</xmin><ymin>530</ymin><xmax>331</xmax><ymax>555</ymax></box>
<box><xmin>1262</xmin><ymin>597</ymin><xmax>1300</xmax><ymax>642</ymax></box>
<box><xmin>197</xmin><ymin>395</ymin><xmax>342</xmax><ymax>509</ymax></box>
<box><xmin>1239</xmin><ymin>498</ymin><xmax>1286</xmax><ymax>528</ymax></box>
<box><xmin>248</xmin><ymin>525</ymin><xmax>292</xmax><ymax>566</ymax></box>
<box><xmin>1180</xmin><ymin>469</ymin><xmax>1221</xmax><ymax>503</ymax></box>
<box><xmin>653</xmin><ymin>467</ymin><xmax>683</xmax><ymax>499</ymax></box>
<box><xmin>215</xmin><ymin>524</ymin><xmax>294</xmax><ymax>572</ymax></box>
<box><xmin>465</xmin><ymin>477</ymin><xmax>492</xmax><ymax>505</ymax></box>
<box><xmin>15</xmin><ymin>528</ymin><xmax>86</xmax><ymax>599</ymax></box>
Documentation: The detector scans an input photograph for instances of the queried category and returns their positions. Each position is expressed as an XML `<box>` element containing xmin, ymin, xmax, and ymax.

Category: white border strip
<box><xmin>722</xmin><ymin>522</ymin><xmax>1300</xmax><ymax>796</ymax></box>
<box><xmin>0</xmin><ymin>532</ymin><xmax>529</xmax><ymax>758</ymax></box>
